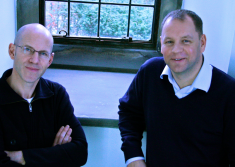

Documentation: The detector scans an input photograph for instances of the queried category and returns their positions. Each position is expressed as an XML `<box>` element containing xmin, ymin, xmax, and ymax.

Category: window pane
<box><xmin>100</xmin><ymin>5</ymin><xmax>128</xmax><ymax>38</ymax></box>
<box><xmin>45</xmin><ymin>1</ymin><xmax>68</xmax><ymax>35</ymax></box>
<box><xmin>72</xmin><ymin>0</ymin><xmax>98</xmax><ymax>2</ymax></box>
<box><xmin>101</xmin><ymin>0</ymin><xmax>129</xmax><ymax>4</ymax></box>
<box><xmin>70</xmin><ymin>3</ymin><xmax>98</xmax><ymax>37</ymax></box>
<box><xmin>130</xmin><ymin>6</ymin><xmax>153</xmax><ymax>40</ymax></box>
<box><xmin>132</xmin><ymin>0</ymin><xmax>154</xmax><ymax>5</ymax></box>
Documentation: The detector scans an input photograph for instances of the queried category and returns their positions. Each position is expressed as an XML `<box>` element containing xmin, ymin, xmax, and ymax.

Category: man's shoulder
<box><xmin>212</xmin><ymin>66</ymin><xmax>235</xmax><ymax>88</ymax></box>
<box><xmin>140</xmin><ymin>57</ymin><xmax>165</xmax><ymax>72</ymax></box>
<box><xmin>39</xmin><ymin>77</ymin><xmax>67</xmax><ymax>95</ymax></box>
<box><xmin>40</xmin><ymin>77</ymin><xmax>63</xmax><ymax>88</ymax></box>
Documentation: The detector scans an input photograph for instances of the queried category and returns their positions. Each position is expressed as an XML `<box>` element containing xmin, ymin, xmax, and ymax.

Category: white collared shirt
<box><xmin>160</xmin><ymin>56</ymin><xmax>213</xmax><ymax>98</ymax></box>
<box><xmin>126</xmin><ymin>56</ymin><xmax>213</xmax><ymax>166</ymax></box>
<box><xmin>25</xmin><ymin>97</ymin><xmax>34</xmax><ymax>103</ymax></box>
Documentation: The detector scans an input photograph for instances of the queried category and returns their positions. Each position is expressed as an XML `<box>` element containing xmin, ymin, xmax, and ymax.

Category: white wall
<box><xmin>0</xmin><ymin>0</ymin><xmax>16</xmax><ymax>74</ymax></box>
<box><xmin>182</xmin><ymin>0</ymin><xmax>235</xmax><ymax>73</ymax></box>
<box><xmin>228</xmin><ymin>27</ymin><xmax>235</xmax><ymax>77</ymax></box>
<box><xmin>82</xmin><ymin>126</ymin><xmax>146</xmax><ymax>167</ymax></box>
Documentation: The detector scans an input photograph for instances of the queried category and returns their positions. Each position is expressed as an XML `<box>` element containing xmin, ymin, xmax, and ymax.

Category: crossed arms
<box><xmin>5</xmin><ymin>125</ymin><xmax>72</xmax><ymax>165</ymax></box>
<box><xmin>0</xmin><ymin>83</ymin><xmax>88</xmax><ymax>167</ymax></box>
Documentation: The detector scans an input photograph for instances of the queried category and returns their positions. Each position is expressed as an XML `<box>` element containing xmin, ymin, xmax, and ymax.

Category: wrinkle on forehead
<box><xmin>163</xmin><ymin>35</ymin><xmax>194</xmax><ymax>41</ymax></box>
<box><xmin>162</xmin><ymin>16</ymin><xmax>200</xmax><ymax>39</ymax></box>
<box><xmin>14</xmin><ymin>23</ymin><xmax>53</xmax><ymax>50</ymax></box>
<box><xmin>161</xmin><ymin>16</ymin><xmax>198</xmax><ymax>40</ymax></box>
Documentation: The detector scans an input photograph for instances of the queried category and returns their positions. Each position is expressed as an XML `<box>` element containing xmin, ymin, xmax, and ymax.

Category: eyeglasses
<box><xmin>14</xmin><ymin>44</ymin><xmax>52</xmax><ymax>60</ymax></box>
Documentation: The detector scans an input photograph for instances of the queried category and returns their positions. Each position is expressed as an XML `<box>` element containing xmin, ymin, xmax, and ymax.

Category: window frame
<box><xmin>39</xmin><ymin>0</ymin><xmax>161</xmax><ymax>49</ymax></box>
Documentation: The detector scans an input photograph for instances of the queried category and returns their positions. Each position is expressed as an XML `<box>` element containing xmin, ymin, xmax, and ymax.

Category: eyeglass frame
<box><xmin>14</xmin><ymin>44</ymin><xmax>53</xmax><ymax>59</ymax></box>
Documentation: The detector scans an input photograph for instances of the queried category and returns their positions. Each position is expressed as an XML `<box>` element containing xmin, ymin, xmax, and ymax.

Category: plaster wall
<box><xmin>0</xmin><ymin>0</ymin><xmax>16</xmax><ymax>74</ymax></box>
<box><xmin>182</xmin><ymin>0</ymin><xmax>235</xmax><ymax>73</ymax></box>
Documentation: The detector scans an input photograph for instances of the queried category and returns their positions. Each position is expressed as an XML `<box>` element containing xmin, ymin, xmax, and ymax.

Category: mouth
<box><xmin>26</xmin><ymin>67</ymin><xmax>39</xmax><ymax>71</ymax></box>
<box><xmin>172</xmin><ymin>58</ymin><xmax>185</xmax><ymax>61</ymax></box>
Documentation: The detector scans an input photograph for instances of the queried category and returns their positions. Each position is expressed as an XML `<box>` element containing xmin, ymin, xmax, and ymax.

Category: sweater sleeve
<box><xmin>0</xmin><ymin>125</ymin><xmax>22</xmax><ymax>166</ymax></box>
<box><xmin>118</xmin><ymin>67</ymin><xmax>146</xmax><ymax>162</ymax></box>
<box><xmin>22</xmin><ymin>85</ymin><xmax>87</xmax><ymax>167</ymax></box>
<box><xmin>223</xmin><ymin>88</ymin><xmax>235</xmax><ymax>166</ymax></box>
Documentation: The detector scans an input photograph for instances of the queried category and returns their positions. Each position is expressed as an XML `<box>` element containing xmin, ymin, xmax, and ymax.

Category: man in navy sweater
<box><xmin>118</xmin><ymin>9</ymin><xmax>235</xmax><ymax>166</ymax></box>
<box><xmin>0</xmin><ymin>23</ymin><xmax>87</xmax><ymax>166</ymax></box>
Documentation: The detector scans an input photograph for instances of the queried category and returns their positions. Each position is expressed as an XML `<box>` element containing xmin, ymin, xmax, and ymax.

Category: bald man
<box><xmin>0</xmin><ymin>24</ymin><xmax>87</xmax><ymax>166</ymax></box>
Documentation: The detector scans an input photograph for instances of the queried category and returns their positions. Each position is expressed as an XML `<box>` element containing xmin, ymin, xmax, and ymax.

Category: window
<box><xmin>39</xmin><ymin>0</ymin><xmax>161</xmax><ymax>49</ymax></box>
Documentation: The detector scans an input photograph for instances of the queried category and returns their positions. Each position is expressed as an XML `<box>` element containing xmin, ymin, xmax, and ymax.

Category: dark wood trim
<box><xmin>78</xmin><ymin>118</ymin><xmax>119</xmax><ymax>128</ymax></box>
<box><xmin>53</xmin><ymin>37</ymin><xmax>156</xmax><ymax>49</ymax></box>
<box><xmin>39</xmin><ymin>0</ymin><xmax>161</xmax><ymax>49</ymax></box>
<box><xmin>153</xmin><ymin>0</ymin><xmax>161</xmax><ymax>49</ymax></box>
<box><xmin>39</xmin><ymin>0</ymin><xmax>45</xmax><ymax>25</ymax></box>
<box><xmin>49</xmin><ymin>64</ymin><xmax>138</xmax><ymax>74</ymax></box>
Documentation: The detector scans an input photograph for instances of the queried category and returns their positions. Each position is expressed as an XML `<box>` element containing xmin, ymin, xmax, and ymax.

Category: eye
<box><xmin>24</xmin><ymin>47</ymin><xmax>31</xmax><ymax>52</ymax></box>
<box><xmin>39</xmin><ymin>52</ymin><xmax>49</xmax><ymax>57</ymax></box>
<box><xmin>183</xmin><ymin>40</ymin><xmax>190</xmax><ymax>43</ymax></box>
<box><xmin>23</xmin><ymin>47</ymin><xmax>34</xmax><ymax>54</ymax></box>
<box><xmin>165</xmin><ymin>41</ymin><xmax>173</xmax><ymax>44</ymax></box>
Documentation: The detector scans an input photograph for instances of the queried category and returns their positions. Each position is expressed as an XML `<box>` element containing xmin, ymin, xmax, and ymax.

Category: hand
<box><xmin>5</xmin><ymin>150</ymin><xmax>25</xmax><ymax>165</ymax></box>
<box><xmin>53</xmin><ymin>125</ymin><xmax>72</xmax><ymax>146</ymax></box>
<box><xmin>127</xmin><ymin>160</ymin><xmax>147</xmax><ymax>167</ymax></box>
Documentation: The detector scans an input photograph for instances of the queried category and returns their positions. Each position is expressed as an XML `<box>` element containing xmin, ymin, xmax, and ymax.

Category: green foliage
<box><xmin>46</xmin><ymin>2</ymin><xmax>68</xmax><ymax>35</ymax></box>
<box><xmin>130</xmin><ymin>6</ymin><xmax>153</xmax><ymax>40</ymax></box>
<box><xmin>100</xmin><ymin>5</ymin><xmax>128</xmax><ymax>38</ymax></box>
<box><xmin>45</xmin><ymin>1</ymin><xmax>154</xmax><ymax>41</ymax></box>
<box><xmin>70</xmin><ymin>3</ymin><xmax>98</xmax><ymax>36</ymax></box>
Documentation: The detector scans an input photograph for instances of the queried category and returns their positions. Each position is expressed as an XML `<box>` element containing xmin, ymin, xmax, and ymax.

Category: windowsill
<box><xmin>79</xmin><ymin>118</ymin><xmax>119</xmax><ymax>128</ymax></box>
<box><xmin>43</xmin><ymin>68</ymin><xmax>136</xmax><ymax>128</ymax></box>
<box><xmin>51</xmin><ymin>44</ymin><xmax>162</xmax><ymax>73</ymax></box>
<box><xmin>45</xmin><ymin>44</ymin><xmax>162</xmax><ymax>128</ymax></box>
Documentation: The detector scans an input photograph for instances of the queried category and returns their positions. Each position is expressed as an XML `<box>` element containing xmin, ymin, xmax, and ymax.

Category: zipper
<box><xmin>28</xmin><ymin>100</ymin><xmax>33</xmax><ymax>147</ymax></box>
<box><xmin>29</xmin><ymin>103</ymin><xmax>32</xmax><ymax>112</ymax></box>
<box><xmin>28</xmin><ymin>98</ymin><xmax>36</xmax><ymax>112</ymax></box>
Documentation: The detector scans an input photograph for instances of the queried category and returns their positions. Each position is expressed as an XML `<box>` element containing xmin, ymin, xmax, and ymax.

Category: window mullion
<box><xmin>150</xmin><ymin>1</ymin><xmax>157</xmax><ymax>41</ymax></box>
<box><xmin>97</xmin><ymin>0</ymin><xmax>101</xmax><ymax>38</ymax></box>
<box><xmin>42</xmin><ymin>0</ymin><xmax>161</xmax><ymax>47</ymax></box>
<box><xmin>127</xmin><ymin>0</ymin><xmax>132</xmax><ymax>37</ymax></box>
<box><xmin>67</xmin><ymin>0</ymin><xmax>71</xmax><ymax>36</ymax></box>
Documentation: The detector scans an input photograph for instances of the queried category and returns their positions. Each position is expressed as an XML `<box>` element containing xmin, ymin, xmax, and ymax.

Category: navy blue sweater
<box><xmin>118</xmin><ymin>57</ymin><xmax>235</xmax><ymax>167</ymax></box>
<box><xmin>0</xmin><ymin>69</ymin><xmax>88</xmax><ymax>167</ymax></box>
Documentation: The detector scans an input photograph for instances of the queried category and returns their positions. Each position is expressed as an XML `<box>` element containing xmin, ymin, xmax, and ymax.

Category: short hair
<box><xmin>161</xmin><ymin>9</ymin><xmax>203</xmax><ymax>37</ymax></box>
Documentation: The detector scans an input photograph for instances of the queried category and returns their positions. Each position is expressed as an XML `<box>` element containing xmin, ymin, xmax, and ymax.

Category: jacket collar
<box><xmin>0</xmin><ymin>69</ymin><xmax>54</xmax><ymax>105</ymax></box>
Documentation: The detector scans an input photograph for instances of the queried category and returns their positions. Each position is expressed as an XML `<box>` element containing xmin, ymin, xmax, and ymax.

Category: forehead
<box><xmin>161</xmin><ymin>16</ymin><xmax>198</xmax><ymax>39</ymax></box>
<box><xmin>20</xmin><ymin>30</ymin><xmax>53</xmax><ymax>51</ymax></box>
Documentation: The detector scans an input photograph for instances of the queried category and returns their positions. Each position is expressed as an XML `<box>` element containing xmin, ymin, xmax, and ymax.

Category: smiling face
<box><xmin>160</xmin><ymin>16</ymin><xmax>206</xmax><ymax>79</ymax></box>
<box><xmin>9</xmin><ymin>24</ymin><xmax>54</xmax><ymax>85</ymax></box>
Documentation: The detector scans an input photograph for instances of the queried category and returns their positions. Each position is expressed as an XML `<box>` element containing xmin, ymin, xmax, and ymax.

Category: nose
<box><xmin>172</xmin><ymin>42</ymin><xmax>183</xmax><ymax>53</ymax></box>
<box><xmin>29</xmin><ymin>51</ymin><xmax>40</xmax><ymax>64</ymax></box>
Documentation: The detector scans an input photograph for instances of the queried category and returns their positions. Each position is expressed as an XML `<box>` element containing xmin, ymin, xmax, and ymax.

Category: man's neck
<box><xmin>172</xmin><ymin>72</ymin><xmax>198</xmax><ymax>89</ymax></box>
<box><xmin>172</xmin><ymin>56</ymin><xmax>204</xmax><ymax>89</ymax></box>
<box><xmin>6</xmin><ymin>72</ymin><xmax>38</xmax><ymax>99</ymax></box>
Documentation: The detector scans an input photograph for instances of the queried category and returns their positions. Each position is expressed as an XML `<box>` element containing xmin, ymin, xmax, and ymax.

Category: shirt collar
<box><xmin>0</xmin><ymin>68</ymin><xmax>54</xmax><ymax>105</ymax></box>
<box><xmin>191</xmin><ymin>56</ymin><xmax>212</xmax><ymax>92</ymax></box>
<box><xmin>160</xmin><ymin>56</ymin><xmax>213</xmax><ymax>93</ymax></box>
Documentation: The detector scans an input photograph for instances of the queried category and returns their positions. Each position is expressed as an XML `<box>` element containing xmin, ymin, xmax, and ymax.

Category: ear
<box><xmin>200</xmin><ymin>34</ymin><xmax>206</xmax><ymax>53</ymax></box>
<box><xmin>8</xmin><ymin>43</ymin><xmax>16</xmax><ymax>60</ymax></box>
<box><xmin>160</xmin><ymin>36</ymin><xmax>164</xmax><ymax>54</ymax></box>
<box><xmin>47</xmin><ymin>52</ymin><xmax>54</xmax><ymax>67</ymax></box>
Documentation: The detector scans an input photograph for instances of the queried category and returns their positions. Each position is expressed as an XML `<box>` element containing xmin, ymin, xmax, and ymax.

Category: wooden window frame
<box><xmin>39</xmin><ymin>0</ymin><xmax>161</xmax><ymax>49</ymax></box>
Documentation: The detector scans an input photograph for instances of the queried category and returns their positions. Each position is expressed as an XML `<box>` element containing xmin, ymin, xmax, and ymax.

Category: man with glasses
<box><xmin>118</xmin><ymin>9</ymin><xmax>235</xmax><ymax>166</ymax></box>
<box><xmin>0</xmin><ymin>23</ymin><xmax>87</xmax><ymax>166</ymax></box>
